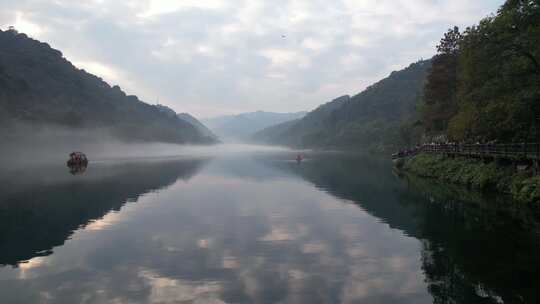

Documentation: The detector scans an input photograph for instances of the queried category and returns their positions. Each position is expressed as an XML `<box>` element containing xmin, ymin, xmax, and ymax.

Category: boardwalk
<box><xmin>392</xmin><ymin>143</ymin><xmax>540</xmax><ymax>161</ymax></box>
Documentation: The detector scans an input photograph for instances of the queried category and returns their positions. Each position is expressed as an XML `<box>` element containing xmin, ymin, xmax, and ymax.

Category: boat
<box><xmin>67</xmin><ymin>152</ymin><xmax>88</xmax><ymax>167</ymax></box>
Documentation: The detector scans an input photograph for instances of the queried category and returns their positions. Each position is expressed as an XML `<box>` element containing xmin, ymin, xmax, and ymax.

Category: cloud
<box><xmin>139</xmin><ymin>269</ymin><xmax>224</xmax><ymax>303</ymax></box>
<box><xmin>0</xmin><ymin>0</ymin><xmax>504</xmax><ymax>117</ymax></box>
<box><xmin>11</xmin><ymin>11</ymin><xmax>44</xmax><ymax>36</ymax></box>
<box><xmin>137</xmin><ymin>0</ymin><xmax>228</xmax><ymax>18</ymax></box>
<box><xmin>73</xmin><ymin>60</ymin><xmax>121</xmax><ymax>82</ymax></box>
<box><xmin>259</xmin><ymin>48</ymin><xmax>310</xmax><ymax>69</ymax></box>
<box><xmin>301</xmin><ymin>37</ymin><xmax>328</xmax><ymax>51</ymax></box>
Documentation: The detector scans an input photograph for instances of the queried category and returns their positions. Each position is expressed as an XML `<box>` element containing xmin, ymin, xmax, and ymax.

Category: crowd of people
<box><xmin>392</xmin><ymin>141</ymin><xmax>534</xmax><ymax>160</ymax></box>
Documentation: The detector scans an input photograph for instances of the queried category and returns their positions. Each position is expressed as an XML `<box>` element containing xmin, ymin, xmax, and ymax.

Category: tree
<box><xmin>7</xmin><ymin>26</ymin><xmax>18</xmax><ymax>34</ymax></box>
<box><xmin>422</xmin><ymin>27</ymin><xmax>462</xmax><ymax>137</ymax></box>
<box><xmin>437</xmin><ymin>26</ymin><xmax>462</xmax><ymax>55</ymax></box>
<box><xmin>449</xmin><ymin>0</ymin><xmax>540</xmax><ymax>142</ymax></box>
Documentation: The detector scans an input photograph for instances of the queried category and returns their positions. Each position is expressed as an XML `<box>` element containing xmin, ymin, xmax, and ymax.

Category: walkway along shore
<box><xmin>392</xmin><ymin>143</ymin><xmax>540</xmax><ymax>205</ymax></box>
<box><xmin>393</xmin><ymin>143</ymin><xmax>540</xmax><ymax>162</ymax></box>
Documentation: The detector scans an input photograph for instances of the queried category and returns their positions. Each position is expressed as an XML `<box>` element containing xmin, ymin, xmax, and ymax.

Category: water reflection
<box><xmin>0</xmin><ymin>151</ymin><xmax>539</xmax><ymax>304</ymax></box>
<box><xmin>264</xmin><ymin>153</ymin><xmax>540</xmax><ymax>304</ymax></box>
<box><xmin>0</xmin><ymin>158</ymin><xmax>209</xmax><ymax>267</ymax></box>
<box><xmin>68</xmin><ymin>163</ymin><xmax>88</xmax><ymax>175</ymax></box>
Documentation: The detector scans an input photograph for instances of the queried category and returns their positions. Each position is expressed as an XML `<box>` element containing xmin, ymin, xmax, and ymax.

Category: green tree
<box><xmin>423</xmin><ymin>27</ymin><xmax>462</xmax><ymax>136</ymax></box>
<box><xmin>450</xmin><ymin>0</ymin><xmax>540</xmax><ymax>142</ymax></box>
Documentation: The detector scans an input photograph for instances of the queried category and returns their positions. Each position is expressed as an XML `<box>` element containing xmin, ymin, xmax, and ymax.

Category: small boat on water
<box><xmin>67</xmin><ymin>152</ymin><xmax>88</xmax><ymax>167</ymax></box>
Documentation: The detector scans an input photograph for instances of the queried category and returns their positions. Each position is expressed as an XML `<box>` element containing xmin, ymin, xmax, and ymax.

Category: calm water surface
<box><xmin>1</xmin><ymin>147</ymin><xmax>539</xmax><ymax>303</ymax></box>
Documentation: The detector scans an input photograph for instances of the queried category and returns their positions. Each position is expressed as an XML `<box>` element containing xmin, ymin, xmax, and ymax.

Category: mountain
<box><xmin>0</xmin><ymin>28</ymin><xmax>216</xmax><ymax>145</ymax></box>
<box><xmin>154</xmin><ymin>104</ymin><xmax>178</xmax><ymax>118</ymax></box>
<box><xmin>254</xmin><ymin>95</ymin><xmax>350</xmax><ymax>145</ymax></box>
<box><xmin>253</xmin><ymin>60</ymin><xmax>431</xmax><ymax>152</ymax></box>
<box><xmin>254</xmin><ymin>119</ymin><xmax>302</xmax><ymax>145</ymax></box>
<box><xmin>177</xmin><ymin>113</ymin><xmax>218</xmax><ymax>140</ymax></box>
<box><xmin>202</xmin><ymin>111</ymin><xmax>308</xmax><ymax>141</ymax></box>
<box><xmin>154</xmin><ymin>104</ymin><xmax>218</xmax><ymax>141</ymax></box>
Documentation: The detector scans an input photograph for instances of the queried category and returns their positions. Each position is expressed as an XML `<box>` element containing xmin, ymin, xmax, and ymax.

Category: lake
<box><xmin>1</xmin><ymin>145</ymin><xmax>539</xmax><ymax>304</ymax></box>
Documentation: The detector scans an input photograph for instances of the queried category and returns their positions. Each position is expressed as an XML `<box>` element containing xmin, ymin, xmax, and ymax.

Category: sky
<box><xmin>0</xmin><ymin>0</ymin><xmax>504</xmax><ymax>118</ymax></box>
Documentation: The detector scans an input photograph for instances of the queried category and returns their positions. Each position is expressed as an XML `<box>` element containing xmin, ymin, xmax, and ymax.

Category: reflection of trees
<box><xmin>402</xmin><ymin>174</ymin><xmax>540</xmax><ymax>304</ymax></box>
<box><xmin>265</xmin><ymin>154</ymin><xmax>540</xmax><ymax>304</ymax></box>
<box><xmin>0</xmin><ymin>158</ymin><xmax>209</xmax><ymax>266</ymax></box>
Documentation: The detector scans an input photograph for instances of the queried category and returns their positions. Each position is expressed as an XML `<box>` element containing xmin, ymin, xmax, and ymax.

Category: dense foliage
<box><xmin>425</xmin><ymin>0</ymin><xmax>540</xmax><ymax>142</ymax></box>
<box><xmin>422</xmin><ymin>27</ymin><xmax>461</xmax><ymax>135</ymax></box>
<box><xmin>403</xmin><ymin>153</ymin><xmax>540</xmax><ymax>204</ymax></box>
<box><xmin>0</xmin><ymin>29</ymin><xmax>216</xmax><ymax>144</ymax></box>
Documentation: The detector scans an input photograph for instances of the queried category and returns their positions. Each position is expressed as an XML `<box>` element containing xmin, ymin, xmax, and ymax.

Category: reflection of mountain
<box><xmin>264</xmin><ymin>154</ymin><xmax>540</xmax><ymax>304</ymax></box>
<box><xmin>0</xmin><ymin>158</ymin><xmax>208</xmax><ymax>266</ymax></box>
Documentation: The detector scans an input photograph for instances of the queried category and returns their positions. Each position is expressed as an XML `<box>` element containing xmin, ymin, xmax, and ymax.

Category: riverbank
<box><xmin>398</xmin><ymin>153</ymin><xmax>540</xmax><ymax>205</ymax></box>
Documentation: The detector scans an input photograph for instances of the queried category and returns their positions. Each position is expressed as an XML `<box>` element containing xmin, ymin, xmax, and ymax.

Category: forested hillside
<box><xmin>253</xmin><ymin>95</ymin><xmax>350</xmax><ymax>146</ymax></box>
<box><xmin>0</xmin><ymin>28</ymin><xmax>216</xmax><ymax>145</ymax></box>
<box><xmin>177</xmin><ymin>113</ymin><xmax>218</xmax><ymax>140</ymax></box>
<box><xmin>254</xmin><ymin>60</ymin><xmax>431</xmax><ymax>152</ymax></box>
<box><xmin>154</xmin><ymin>104</ymin><xmax>218</xmax><ymax>140</ymax></box>
<box><xmin>422</xmin><ymin>0</ymin><xmax>540</xmax><ymax>143</ymax></box>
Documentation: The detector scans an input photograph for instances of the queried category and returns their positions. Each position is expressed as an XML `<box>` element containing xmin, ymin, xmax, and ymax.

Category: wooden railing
<box><xmin>392</xmin><ymin>143</ymin><xmax>540</xmax><ymax>160</ymax></box>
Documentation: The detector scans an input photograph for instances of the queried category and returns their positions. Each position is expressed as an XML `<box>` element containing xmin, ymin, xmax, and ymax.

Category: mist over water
<box><xmin>0</xmin><ymin>122</ymin><xmax>292</xmax><ymax>167</ymax></box>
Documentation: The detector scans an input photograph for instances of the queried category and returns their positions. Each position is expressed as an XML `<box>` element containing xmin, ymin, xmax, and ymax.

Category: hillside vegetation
<box><xmin>422</xmin><ymin>0</ymin><xmax>540</xmax><ymax>143</ymax></box>
<box><xmin>177</xmin><ymin>113</ymin><xmax>218</xmax><ymax>141</ymax></box>
<box><xmin>397</xmin><ymin>1</ymin><xmax>540</xmax><ymax>204</ymax></box>
<box><xmin>254</xmin><ymin>95</ymin><xmax>350</xmax><ymax>146</ymax></box>
<box><xmin>254</xmin><ymin>61</ymin><xmax>430</xmax><ymax>152</ymax></box>
<box><xmin>403</xmin><ymin>153</ymin><xmax>540</xmax><ymax>204</ymax></box>
<box><xmin>0</xmin><ymin>28</ymin><xmax>216</xmax><ymax>145</ymax></box>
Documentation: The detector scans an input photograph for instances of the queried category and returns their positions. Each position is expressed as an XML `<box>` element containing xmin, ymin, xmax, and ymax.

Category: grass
<box><xmin>402</xmin><ymin>153</ymin><xmax>540</xmax><ymax>204</ymax></box>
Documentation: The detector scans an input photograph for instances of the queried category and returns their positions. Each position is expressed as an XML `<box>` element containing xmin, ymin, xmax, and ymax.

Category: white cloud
<box><xmin>340</xmin><ymin>53</ymin><xmax>363</xmax><ymax>67</ymax></box>
<box><xmin>346</xmin><ymin>35</ymin><xmax>371</xmax><ymax>47</ymax></box>
<box><xmin>259</xmin><ymin>48</ymin><xmax>311</xmax><ymax>69</ymax></box>
<box><xmin>138</xmin><ymin>269</ymin><xmax>224</xmax><ymax>304</ymax></box>
<box><xmin>137</xmin><ymin>0</ymin><xmax>227</xmax><ymax>18</ymax></box>
<box><xmin>301</xmin><ymin>37</ymin><xmax>328</xmax><ymax>51</ymax></box>
<box><xmin>16</xmin><ymin>256</ymin><xmax>49</xmax><ymax>280</ymax></box>
<box><xmin>73</xmin><ymin>60</ymin><xmax>121</xmax><ymax>82</ymax></box>
<box><xmin>0</xmin><ymin>0</ymin><xmax>505</xmax><ymax>116</ymax></box>
<box><xmin>7</xmin><ymin>11</ymin><xmax>45</xmax><ymax>37</ymax></box>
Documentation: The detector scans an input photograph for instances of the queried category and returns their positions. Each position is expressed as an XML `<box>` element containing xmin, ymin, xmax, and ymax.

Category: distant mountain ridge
<box><xmin>177</xmin><ymin>113</ymin><xmax>218</xmax><ymax>140</ymax></box>
<box><xmin>0</xmin><ymin>28</ymin><xmax>216</xmax><ymax>145</ymax></box>
<box><xmin>253</xmin><ymin>60</ymin><xmax>431</xmax><ymax>152</ymax></box>
<box><xmin>154</xmin><ymin>104</ymin><xmax>218</xmax><ymax>140</ymax></box>
<box><xmin>254</xmin><ymin>95</ymin><xmax>350</xmax><ymax>145</ymax></box>
<box><xmin>202</xmin><ymin>110</ymin><xmax>308</xmax><ymax>141</ymax></box>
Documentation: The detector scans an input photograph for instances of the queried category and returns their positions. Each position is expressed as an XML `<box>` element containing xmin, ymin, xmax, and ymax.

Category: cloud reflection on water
<box><xmin>0</xmin><ymin>152</ymin><xmax>432</xmax><ymax>303</ymax></box>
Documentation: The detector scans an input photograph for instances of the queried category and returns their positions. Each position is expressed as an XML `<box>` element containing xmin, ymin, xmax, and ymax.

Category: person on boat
<box><xmin>296</xmin><ymin>154</ymin><xmax>303</xmax><ymax>163</ymax></box>
<box><xmin>67</xmin><ymin>152</ymin><xmax>88</xmax><ymax>166</ymax></box>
